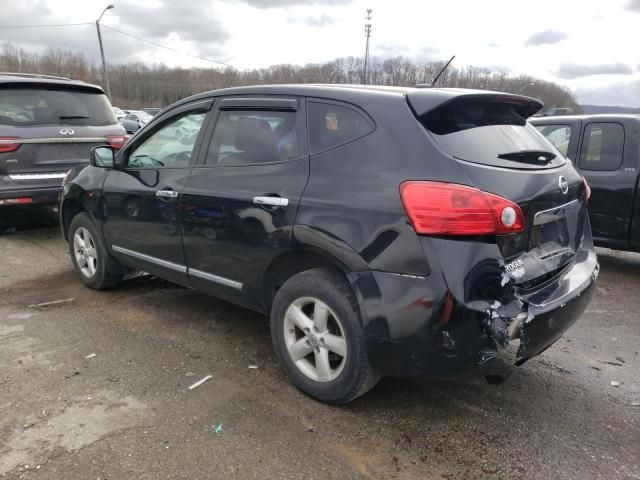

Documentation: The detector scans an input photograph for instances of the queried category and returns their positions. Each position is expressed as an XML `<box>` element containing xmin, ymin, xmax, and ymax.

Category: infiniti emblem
<box><xmin>558</xmin><ymin>176</ymin><xmax>569</xmax><ymax>194</ymax></box>
<box><xmin>60</xmin><ymin>128</ymin><xmax>75</xmax><ymax>135</ymax></box>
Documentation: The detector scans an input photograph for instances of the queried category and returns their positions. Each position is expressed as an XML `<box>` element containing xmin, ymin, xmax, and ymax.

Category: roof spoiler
<box><xmin>0</xmin><ymin>72</ymin><xmax>71</xmax><ymax>81</ymax></box>
<box><xmin>407</xmin><ymin>90</ymin><xmax>544</xmax><ymax>119</ymax></box>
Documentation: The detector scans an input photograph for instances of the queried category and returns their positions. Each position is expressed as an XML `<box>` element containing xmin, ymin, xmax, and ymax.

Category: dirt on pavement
<box><xmin>0</xmin><ymin>210</ymin><xmax>638</xmax><ymax>479</ymax></box>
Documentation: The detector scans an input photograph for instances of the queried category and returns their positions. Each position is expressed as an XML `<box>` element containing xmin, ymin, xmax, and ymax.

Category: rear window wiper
<box><xmin>497</xmin><ymin>150</ymin><xmax>556</xmax><ymax>164</ymax></box>
<box><xmin>59</xmin><ymin>115</ymin><xmax>90</xmax><ymax>120</ymax></box>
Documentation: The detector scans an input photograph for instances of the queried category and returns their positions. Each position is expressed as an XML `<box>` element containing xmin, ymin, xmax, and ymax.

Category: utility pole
<box><xmin>96</xmin><ymin>4</ymin><xmax>114</xmax><ymax>99</ymax></box>
<box><xmin>362</xmin><ymin>9</ymin><xmax>372</xmax><ymax>85</ymax></box>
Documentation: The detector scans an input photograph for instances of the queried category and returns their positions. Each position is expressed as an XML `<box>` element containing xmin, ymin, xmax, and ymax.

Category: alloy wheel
<box><xmin>283</xmin><ymin>297</ymin><xmax>348</xmax><ymax>382</ymax></box>
<box><xmin>73</xmin><ymin>227</ymin><xmax>98</xmax><ymax>278</ymax></box>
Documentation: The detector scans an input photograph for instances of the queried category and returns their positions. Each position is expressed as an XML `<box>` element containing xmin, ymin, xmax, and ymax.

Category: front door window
<box><xmin>128</xmin><ymin>112</ymin><xmax>206</xmax><ymax>169</ymax></box>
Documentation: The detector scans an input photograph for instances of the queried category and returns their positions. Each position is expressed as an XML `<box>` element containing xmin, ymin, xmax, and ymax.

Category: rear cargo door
<box><xmin>0</xmin><ymin>86</ymin><xmax>121</xmax><ymax>183</ymax></box>
<box><xmin>409</xmin><ymin>92</ymin><xmax>590</xmax><ymax>288</ymax></box>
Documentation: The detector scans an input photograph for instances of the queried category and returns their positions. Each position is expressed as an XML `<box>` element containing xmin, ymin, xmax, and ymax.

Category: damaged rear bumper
<box><xmin>348</xmin><ymin>234</ymin><xmax>598</xmax><ymax>379</ymax></box>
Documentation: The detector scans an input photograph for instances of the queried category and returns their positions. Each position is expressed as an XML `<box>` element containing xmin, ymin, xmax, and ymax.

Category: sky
<box><xmin>1</xmin><ymin>0</ymin><xmax>639</xmax><ymax>106</ymax></box>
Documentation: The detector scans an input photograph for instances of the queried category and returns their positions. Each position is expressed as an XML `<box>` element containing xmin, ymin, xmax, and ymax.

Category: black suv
<box><xmin>531</xmin><ymin>114</ymin><xmax>640</xmax><ymax>253</ymax></box>
<box><xmin>0</xmin><ymin>73</ymin><xmax>127</xmax><ymax>206</ymax></box>
<box><xmin>60</xmin><ymin>85</ymin><xmax>597</xmax><ymax>404</ymax></box>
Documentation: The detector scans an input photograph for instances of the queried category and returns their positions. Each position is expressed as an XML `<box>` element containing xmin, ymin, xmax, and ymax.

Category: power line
<box><xmin>100</xmin><ymin>24</ymin><xmax>233</xmax><ymax>68</ymax></box>
<box><xmin>0</xmin><ymin>21</ymin><xmax>232</xmax><ymax>68</ymax></box>
<box><xmin>0</xmin><ymin>22</ymin><xmax>93</xmax><ymax>29</ymax></box>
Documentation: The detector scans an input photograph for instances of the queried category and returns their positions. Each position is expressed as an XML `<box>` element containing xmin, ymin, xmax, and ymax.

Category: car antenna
<box><xmin>431</xmin><ymin>55</ymin><xmax>456</xmax><ymax>87</ymax></box>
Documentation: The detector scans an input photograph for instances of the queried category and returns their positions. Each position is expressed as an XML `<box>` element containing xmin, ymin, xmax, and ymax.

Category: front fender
<box><xmin>60</xmin><ymin>166</ymin><xmax>110</xmax><ymax>240</ymax></box>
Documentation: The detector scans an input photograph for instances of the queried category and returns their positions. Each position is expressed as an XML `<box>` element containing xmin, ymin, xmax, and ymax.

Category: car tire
<box><xmin>270</xmin><ymin>268</ymin><xmax>380</xmax><ymax>404</ymax></box>
<box><xmin>68</xmin><ymin>212</ymin><xmax>123</xmax><ymax>290</ymax></box>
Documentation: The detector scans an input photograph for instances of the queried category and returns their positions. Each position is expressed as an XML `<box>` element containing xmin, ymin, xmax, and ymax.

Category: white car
<box><xmin>122</xmin><ymin>110</ymin><xmax>153</xmax><ymax>133</ymax></box>
<box><xmin>112</xmin><ymin>106</ymin><xmax>125</xmax><ymax>123</ymax></box>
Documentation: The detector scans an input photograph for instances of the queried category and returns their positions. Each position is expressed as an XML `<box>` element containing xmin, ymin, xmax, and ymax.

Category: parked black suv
<box><xmin>60</xmin><ymin>85</ymin><xmax>597</xmax><ymax>403</ymax></box>
<box><xmin>0</xmin><ymin>73</ymin><xmax>128</xmax><ymax>206</ymax></box>
<box><xmin>531</xmin><ymin>114</ymin><xmax>640</xmax><ymax>253</ymax></box>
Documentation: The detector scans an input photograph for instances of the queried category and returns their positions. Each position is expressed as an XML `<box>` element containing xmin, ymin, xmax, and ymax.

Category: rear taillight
<box><xmin>400</xmin><ymin>181</ymin><xmax>525</xmax><ymax>236</ymax></box>
<box><xmin>582</xmin><ymin>175</ymin><xmax>591</xmax><ymax>206</ymax></box>
<box><xmin>107</xmin><ymin>135</ymin><xmax>130</xmax><ymax>150</ymax></box>
<box><xmin>0</xmin><ymin>197</ymin><xmax>33</xmax><ymax>205</ymax></box>
<box><xmin>0</xmin><ymin>137</ymin><xmax>20</xmax><ymax>153</ymax></box>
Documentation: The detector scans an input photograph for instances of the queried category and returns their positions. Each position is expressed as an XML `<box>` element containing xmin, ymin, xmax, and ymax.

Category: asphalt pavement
<box><xmin>0</xmin><ymin>207</ymin><xmax>638</xmax><ymax>479</ymax></box>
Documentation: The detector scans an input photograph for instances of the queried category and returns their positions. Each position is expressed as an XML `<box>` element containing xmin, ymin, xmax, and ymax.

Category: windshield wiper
<box><xmin>59</xmin><ymin>115</ymin><xmax>90</xmax><ymax>119</ymax></box>
<box><xmin>497</xmin><ymin>150</ymin><xmax>556</xmax><ymax>164</ymax></box>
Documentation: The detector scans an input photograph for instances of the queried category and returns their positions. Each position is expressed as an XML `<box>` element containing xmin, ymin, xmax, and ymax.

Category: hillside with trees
<box><xmin>0</xmin><ymin>43</ymin><xmax>580</xmax><ymax>112</ymax></box>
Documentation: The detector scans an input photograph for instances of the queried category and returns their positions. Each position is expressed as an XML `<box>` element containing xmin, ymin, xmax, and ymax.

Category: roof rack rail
<box><xmin>0</xmin><ymin>72</ymin><xmax>71</xmax><ymax>81</ymax></box>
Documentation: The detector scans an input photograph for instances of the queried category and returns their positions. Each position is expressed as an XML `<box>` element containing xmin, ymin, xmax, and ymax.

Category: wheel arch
<box><xmin>261</xmin><ymin>245</ymin><xmax>356</xmax><ymax>312</ymax></box>
<box><xmin>60</xmin><ymin>189</ymin><xmax>97</xmax><ymax>241</ymax></box>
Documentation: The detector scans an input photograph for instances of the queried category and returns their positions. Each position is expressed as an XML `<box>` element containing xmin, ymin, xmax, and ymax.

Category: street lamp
<box><xmin>96</xmin><ymin>4</ymin><xmax>114</xmax><ymax>99</ymax></box>
<box><xmin>519</xmin><ymin>82</ymin><xmax>535</xmax><ymax>93</ymax></box>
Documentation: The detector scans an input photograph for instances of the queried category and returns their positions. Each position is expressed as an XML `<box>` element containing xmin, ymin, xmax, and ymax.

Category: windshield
<box><xmin>0</xmin><ymin>87</ymin><xmax>116</xmax><ymax>126</ymax></box>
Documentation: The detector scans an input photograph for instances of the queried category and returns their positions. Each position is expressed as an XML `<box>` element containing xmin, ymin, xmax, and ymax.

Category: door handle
<box><xmin>156</xmin><ymin>190</ymin><xmax>179</xmax><ymax>198</ymax></box>
<box><xmin>253</xmin><ymin>196</ymin><xmax>289</xmax><ymax>207</ymax></box>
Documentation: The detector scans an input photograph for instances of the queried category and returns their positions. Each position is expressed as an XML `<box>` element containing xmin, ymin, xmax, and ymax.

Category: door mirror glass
<box><xmin>90</xmin><ymin>146</ymin><xmax>115</xmax><ymax>168</ymax></box>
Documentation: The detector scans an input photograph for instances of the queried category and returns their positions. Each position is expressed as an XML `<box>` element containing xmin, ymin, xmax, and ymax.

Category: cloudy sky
<box><xmin>1</xmin><ymin>0</ymin><xmax>639</xmax><ymax>106</ymax></box>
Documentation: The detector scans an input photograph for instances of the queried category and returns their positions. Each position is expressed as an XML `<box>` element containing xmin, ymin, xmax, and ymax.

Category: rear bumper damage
<box><xmin>349</xmin><ymin>229</ymin><xmax>598</xmax><ymax>380</ymax></box>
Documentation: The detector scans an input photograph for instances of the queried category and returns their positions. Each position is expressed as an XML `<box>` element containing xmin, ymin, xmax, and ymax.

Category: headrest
<box><xmin>233</xmin><ymin>117</ymin><xmax>275</xmax><ymax>153</ymax></box>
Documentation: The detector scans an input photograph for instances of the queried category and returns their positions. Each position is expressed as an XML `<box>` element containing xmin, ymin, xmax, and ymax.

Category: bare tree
<box><xmin>0</xmin><ymin>43</ymin><xmax>581</xmax><ymax>112</ymax></box>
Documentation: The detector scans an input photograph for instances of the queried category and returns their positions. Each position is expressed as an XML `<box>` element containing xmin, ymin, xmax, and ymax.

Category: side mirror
<box><xmin>90</xmin><ymin>146</ymin><xmax>116</xmax><ymax>168</ymax></box>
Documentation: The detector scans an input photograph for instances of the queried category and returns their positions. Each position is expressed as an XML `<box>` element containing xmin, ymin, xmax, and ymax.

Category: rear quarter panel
<box><xmin>294</xmin><ymin>94</ymin><xmax>469</xmax><ymax>276</ymax></box>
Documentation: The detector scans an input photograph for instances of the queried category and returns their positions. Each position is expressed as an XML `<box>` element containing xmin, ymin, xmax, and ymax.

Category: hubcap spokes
<box><xmin>283</xmin><ymin>297</ymin><xmax>347</xmax><ymax>382</ymax></box>
<box><xmin>73</xmin><ymin>227</ymin><xmax>97</xmax><ymax>278</ymax></box>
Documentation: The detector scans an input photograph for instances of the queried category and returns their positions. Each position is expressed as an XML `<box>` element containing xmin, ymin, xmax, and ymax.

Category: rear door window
<box><xmin>0</xmin><ymin>87</ymin><xmax>116</xmax><ymax>126</ymax></box>
<box><xmin>206</xmin><ymin>110</ymin><xmax>300</xmax><ymax>165</ymax></box>
<box><xmin>534</xmin><ymin>124</ymin><xmax>571</xmax><ymax>156</ymax></box>
<box><xmin>308</xmin><ymin>101</ymin><xmax>374</xmax><ymax>154</ymax></box>
<box><xmin>415</xmin><ymin>95</ymin><xmax>566</xmax><ymax>170</ymax></box>
<box><xmin>579</xmin><ymin>123</ymin><xmax>624</xmax><ymax>171</ymax></box>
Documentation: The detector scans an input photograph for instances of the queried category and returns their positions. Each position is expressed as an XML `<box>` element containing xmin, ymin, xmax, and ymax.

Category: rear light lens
<box><xmin>0</xmin><ymin>197</ymin><xmax>33</xmax><ymax>205</ymax></box>
<box><xmin>582</xmin><ymin>175</ymin><xmax>591</xmax><ymax>206</ymax></box>
<box><xmin>400</xmin><ymin>181</ymin><xmax>525</xmax><ymax>236</ymax></box>
<box><xmin>107</xmin><ymin>135</ymin><xmax>130</xmax><ymax>150</ymax></box>
<box><xmin>0</xmin><ymin>137</ymin><xmax>20</xmax><ymax>153</ymax></box>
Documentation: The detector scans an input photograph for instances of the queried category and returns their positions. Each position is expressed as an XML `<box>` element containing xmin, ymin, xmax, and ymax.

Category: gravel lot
<box><xmin>1</xmin><ymin>207</ymin><xmax>639</xmax><ymax>479</ymax></box>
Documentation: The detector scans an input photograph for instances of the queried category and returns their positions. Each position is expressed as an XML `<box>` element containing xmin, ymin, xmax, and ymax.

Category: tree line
<box><xmin>0</xmin><ymin>43</ymin><xmax>581</xmax><ymax>112</ymax></box>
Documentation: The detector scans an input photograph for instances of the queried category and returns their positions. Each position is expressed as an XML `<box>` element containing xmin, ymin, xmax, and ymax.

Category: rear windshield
<box><xmin>418</xmin><ymin>96</ymin><xmax>566</xmax><ymax>170</ymax></box>
<box><xmin>0</xmin><ymin>87</ymin><xmax>116</xmax><ymax>126</ymax></box>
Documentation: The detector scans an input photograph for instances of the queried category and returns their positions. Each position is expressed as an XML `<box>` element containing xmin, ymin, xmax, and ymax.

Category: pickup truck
<box><xmin>530</xmin><ymin>115</ymin><xmax>640</xmax><ymax>252</ymax></box>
